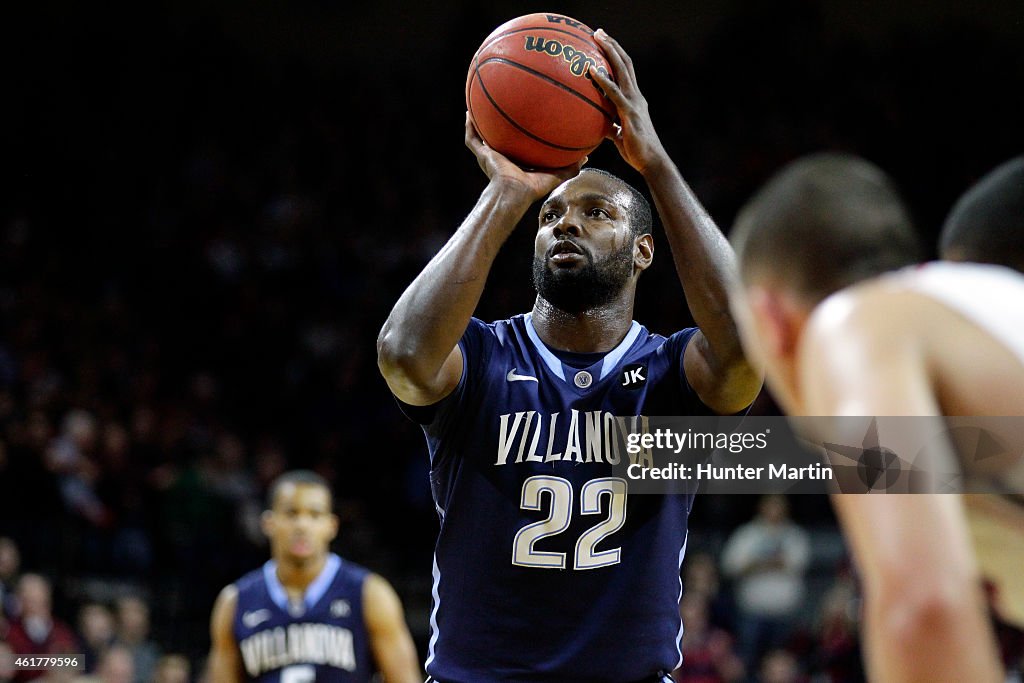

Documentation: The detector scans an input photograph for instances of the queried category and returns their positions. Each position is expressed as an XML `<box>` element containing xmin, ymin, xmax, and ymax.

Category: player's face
<box><xmin>533</xmin><ymin>173</ymin><xmax>647</xmax><ymax>313</ymax></box>
<box><xmin>262</xmin><ymin>483</ymin><xmax>339</xmax><ymax>564</ymax></box>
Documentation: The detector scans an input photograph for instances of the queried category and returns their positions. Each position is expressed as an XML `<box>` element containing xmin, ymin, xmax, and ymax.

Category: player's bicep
<box><xmin>362</xmin><ymin>575</ymin><xmax>421</xmax><ymax>683</ymax></box>
<box><xmin>383</xmin><ymin>344</ymin><xmax>464</xmax><ymax>408</ymax></box>
<box><xmin>207</xmin><ymin>585</ymin><xmax>244</xmax><ymax>683</ymax></box>
<box><xmin>682</xmin><ymin>330</ymin><xmax>760</xmax><ymax>414</ymax></box>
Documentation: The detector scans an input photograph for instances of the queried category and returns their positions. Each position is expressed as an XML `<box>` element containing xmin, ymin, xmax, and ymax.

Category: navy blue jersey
<box><xmin>232</xmin><ymin>554</ymin><xmax>374</xmax><ymax>682</ymax></box>
<box><xmin>405</xmin><ymin>314</ymin><xmax>720</xmax><ymax>683</ymax></box>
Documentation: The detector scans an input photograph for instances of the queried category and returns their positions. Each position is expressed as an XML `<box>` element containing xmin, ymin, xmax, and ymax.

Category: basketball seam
<box><xmin>477</xmin><ymin>57</ymin><xmax>615</xmax><ymax>122</ymax></box>
<box><xmin>471</xmin><ymin>70</ymin><xmax>597</xmax><ymax>154</ymax></box>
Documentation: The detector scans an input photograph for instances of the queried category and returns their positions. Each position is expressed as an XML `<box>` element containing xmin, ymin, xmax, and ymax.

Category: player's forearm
<box><xmin>377</xmin><ymin>181</ymin><xmax>533</xmax><ymax>380</ymax></box>
<box><xmin>641</xmin><ymin>156</ymin><xmax>746</xmax><ymax>366</ymax></box>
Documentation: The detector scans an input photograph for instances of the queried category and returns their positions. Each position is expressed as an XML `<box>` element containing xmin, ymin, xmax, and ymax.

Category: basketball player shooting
<box><xmin>728</xmin><ymin>154</ymin><xmax>1024</xmax><ymax>683</ymax></box>
<box><xmin>377</xmin><ymin>30</ymin><xmax>760</xmax><ymax>682</ymax></box>
<box><xmin>207</xmin><ymin>471</ymin><xmax>420</xmax><ymax>683</ymax></box>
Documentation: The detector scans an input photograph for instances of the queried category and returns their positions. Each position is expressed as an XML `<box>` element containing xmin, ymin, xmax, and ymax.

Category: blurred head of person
<box><xmin>115</xmin><ymin>596</ymin><xmax>150</xmax><ymax>645</ymax></box>
<box><xmin>262</xmin><ymin>470</ymin><xmax>339</xmax><ymax>569</ymax></box>
<box><xmin>758</xmin><ymin>494</ymin><xmax>790</xmax><ymax>526</ymax></box>
<box><xmin>0</xmin><ymin>537</ymin><xmax>19</xmax><ymax>582</ymax></box>
<box><xmin>97</xmin><ymin>645</ymin><xmax>134</xmax><ymax>683</ymax></box>
<box><xmin>759</xmin><ymin>649</ymin><xmax>801</xmax><ymax>683</ymax></box>
<box><xmin>16</xmin><ymin>574</ymin><xmax>54</xmax><ymax>643</ymax></box>
<box><xmin>79</xmin><ymin>603</ymin><xmax>116</xmax><ymax>651</ymax></box>
<box><xmin>729</xmin><ymin>153</ymin><xmax>919</xmax><ymax>414</ymax></box>
<box><xmin>940</xmin><ymin>156</ymin><xmax>1024</xmax><ymax>273</ymax></box>
<box><xmin>151</xmin><ymin>655</ymin><xmax>191</xmax><ymax>683</ymax></box>
<box><xmin>683</xmin><ymin>552</ymin><xmax>721</xmax><ymax>600</ymax></box>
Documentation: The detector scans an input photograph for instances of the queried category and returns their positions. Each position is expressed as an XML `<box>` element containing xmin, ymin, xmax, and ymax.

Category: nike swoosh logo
<box><xmin>242</xmin><ymin>609</ymin><xmax>272</xmax><ymax>628</ymax></box>
<box><xmin>506</xmin><ymin>368</ymin><xmax>538</xmax><ymax>383</ymax></box>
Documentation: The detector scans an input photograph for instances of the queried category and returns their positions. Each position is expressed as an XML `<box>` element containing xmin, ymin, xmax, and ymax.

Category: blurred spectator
<box><xmin>0</xmin><ymin>642</ymin><xmax>14</xmax><ymax>683</ymax></box>
<box><xmin>45</xmin><ymin>411</ymin><xmax>109</xmax><ymax>530</ymax></box>
<box><xmin>0</xmin><ymin>537</ymin><xmax>20</xmax><ymax>621</ymax></box>
<box><xmin>683</xmin><ymin>551</ymin><xmax>735</xmax><ymax>633</ymax></box>
<box><xmin>113</xmin><ymin>597</ymin><xmax>159</xmax><ymax>683</ymax></box>
<box><xmin>721</xmin><ymin>495</ymin><xmax>810</xmax><ymax>669</ymax></box>
<box><xmin>674</xmin><ymin>593</ymin><xmax>745</xmax><ymax>683</ymax></box>
<box><xmin>757</xmin><ymin>649</ymin><xmax>803</xmax><ymax>683</ymax></box>
<box><xmin>95</xmin><ymin>647</ymin><xmax>133</xmax><ymax>683</ymax></box>
<box><xmin>77</xmin><ymin>603</ymin><xmax>116</xmax><ymax>673</ymax></box>
<box><xmin>809</xmin><ymin>577</ymin><xmax>863</xmax><ymax>683</ymax></box>
<box><xmin>5</xmin><ymin>575</ymin><xmax>80</xmax><ymax>682</ymax></box>
<box><xmin>148</xmin><ymin>656</ymin><xmax>189</xmax><ymax>683</ymax></box>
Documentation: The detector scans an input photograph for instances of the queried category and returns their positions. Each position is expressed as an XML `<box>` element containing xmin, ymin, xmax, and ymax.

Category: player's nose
<box><xmin>553</xmin><ymin>216</ymin><xmax>581</xmax><ymax>237</ymax></box>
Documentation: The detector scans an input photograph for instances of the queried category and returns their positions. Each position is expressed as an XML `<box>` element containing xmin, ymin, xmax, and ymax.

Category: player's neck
<box><xmin>531</xmin><ymin>295</ymin><xmax>635</xmax><ymax>353</ymax></box>
<box><xmin>274</xmin><ymin>553</ymin><xmax>329</xmax><ymax>593</ymax></box>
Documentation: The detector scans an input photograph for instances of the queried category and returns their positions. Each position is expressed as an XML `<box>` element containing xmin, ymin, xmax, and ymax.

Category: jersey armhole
<box><xmin>677</xmin><ymin>328</ymin><xmax>750</xmax><ymax>417</ymax></box>
<box><xmin>395</xmin><ymin>318</ymin><xmax>494</xmax><ymax>429</ymax></box>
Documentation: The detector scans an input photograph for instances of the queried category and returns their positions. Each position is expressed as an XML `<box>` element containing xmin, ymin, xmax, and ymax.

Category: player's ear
<box><xmin>328</xmin><ymin>513</ymin><xmax>340</xmax><ymax>541</ymax></box>
<box><xmin>748</xmin><ymin>286</ymin><xmax>800</xmax><ymax>357</ymax></box>
<box><xmin>633</xmin><ymin>234</ymin><xmax>653</xmax><ymax>272</ymax></box>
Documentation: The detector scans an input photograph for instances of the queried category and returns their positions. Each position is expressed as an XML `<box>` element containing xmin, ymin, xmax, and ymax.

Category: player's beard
<box><xmin>532</xmin><ymin>241</ymin><xmax>634</xmax><ymax>313</ymax></box>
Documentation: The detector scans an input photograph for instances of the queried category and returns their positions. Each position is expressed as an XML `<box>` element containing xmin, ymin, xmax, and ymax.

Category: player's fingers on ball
<box><xmin>596</xmin><ymin>29</ymin><xmax>638</xmax><ymax>91</ymax></box>
<box><xmin>465</xmin><ymin>112</ymin><xmax>481</xmax><ymax>139</ymax></box>
<box><xmin>591</xmin><ymin>67</ymin><xmax>627</xmax><ymax>107</ymax></box>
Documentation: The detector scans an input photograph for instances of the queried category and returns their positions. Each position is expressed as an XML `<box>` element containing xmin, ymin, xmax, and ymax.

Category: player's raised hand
<box><xmin>465</xmin><ymin>113</ymin><xmax>585</xmax><ymax>202</ymax></box>
<box><xmin>591</xmin><ymin>29</ymin><xmax>669</xmax><ymax>175</ymax></box>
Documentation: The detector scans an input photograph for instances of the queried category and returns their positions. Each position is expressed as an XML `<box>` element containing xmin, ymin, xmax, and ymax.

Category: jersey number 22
<box><xmin>513</xmin><ymin>476</ymin><xmax>627</xmax><ymax>570</ymax></box>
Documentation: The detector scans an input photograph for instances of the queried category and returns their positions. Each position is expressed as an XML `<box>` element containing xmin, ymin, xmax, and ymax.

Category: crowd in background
<box><xmin>2</xmin><ymin>0</ymin><xmax>1023</xmax><ymax>680</ymax></box>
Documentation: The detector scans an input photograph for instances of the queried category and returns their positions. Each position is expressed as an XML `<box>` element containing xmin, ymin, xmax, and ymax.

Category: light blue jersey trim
<box><xmin>524</xmin><ymin>314</ymin><xmax>642</xmax><ymax>384</ymax></box>
<box><xmin>674</xmin><ymin>533</ymin><xmax>689</xmax><ymax>669</ymax></box>
<box><xmin>599</xmin><ymin>321</ymin><xmax>642</xmax><ymax>379</ymax></box>
<box><xmin>524</xmin><ymin>313</ymin><xmax>565</xmax><ymax>380</ymax></box>
<box><xmin>262</xmin><ymin>552</ymin><xmax>342</xmax><ymax>613</ymax></box>
<box><xmin>425</xmin><ymin>555</ymin><xmax>442</xmax><ymax>668</ymax></box>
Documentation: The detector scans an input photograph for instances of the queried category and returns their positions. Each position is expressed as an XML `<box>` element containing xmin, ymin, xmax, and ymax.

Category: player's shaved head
<box><xmin>940</xmin><ymin>156</ymin><xmax>1024</xmax><ymax>273</ymax></box>
<box><xmin>579</xmin><ymin>167</ymin><xmax>652</xmax><ymax>238</ymax></box>
<box><xmin>731</xmin><ymin>153</ymin><xmax>920</xmax><ymax>302</ymax></box>
<box><xmin>267</xmin><ymin>469</ymin><xmax>332</xmax><ymax>510</ymax></box>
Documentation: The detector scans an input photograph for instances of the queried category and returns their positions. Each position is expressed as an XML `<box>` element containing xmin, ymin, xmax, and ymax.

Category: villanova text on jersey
<box><xmin>233</xmin><ymin>554</ymin><xmax>374</xmax><ymax>682</ymax></box>
<box><xmin>402</xmin><ymin>314</ymin><xmax>723</xmax><ymax>683</ymax></box>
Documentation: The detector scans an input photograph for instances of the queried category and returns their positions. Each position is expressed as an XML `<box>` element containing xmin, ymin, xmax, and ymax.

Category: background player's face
<box><xmin>532</xmin><ymin>173</ymin><xmax>648</xmax><ymax>313</ymax></box>
<box><xmin>262</xmin><ymin>483</ymin><xmax>339</xmax><ymax>564</ymax></box>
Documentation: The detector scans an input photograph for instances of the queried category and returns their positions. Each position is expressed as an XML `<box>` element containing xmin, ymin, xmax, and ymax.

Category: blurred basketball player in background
<box><xmin>207</xmin><ymin>470</ymin><xmax>420</xmax><ymax>682</ymax></box>
<box><xmin>378</xmin><ymin>30</ymin><xmax>760</xmax><ymax>682</ymax></box>
<box><xmin>728</xmin><ymin>153</ymin><xmax>1024</xmax><ymax>682</ymax></box>
<box><xmin>941</xmin><ymin>155</ymin><xmax>1024</xmax><ymax>640</ymax></box>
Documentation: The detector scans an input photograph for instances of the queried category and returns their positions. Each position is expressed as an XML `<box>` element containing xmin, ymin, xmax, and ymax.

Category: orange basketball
<box><xmin>466</xmin><ymin>13</ymin><xmax>616</xmax><ymax>169</ymax></box>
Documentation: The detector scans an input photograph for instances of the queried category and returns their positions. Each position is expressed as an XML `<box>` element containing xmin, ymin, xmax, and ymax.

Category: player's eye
<box><xmin>588</xmin><ymin>207</ymin><xmax>609</xmax><ymax>218</ymax></box>
<box><xmin>542</xmin><ymin>211</ymin><xmax>559</xmax><ymax>222</ymax></box>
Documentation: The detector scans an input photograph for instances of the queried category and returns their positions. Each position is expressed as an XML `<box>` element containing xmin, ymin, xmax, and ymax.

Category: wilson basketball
<box><xmin>466</xmin><ymin>13</ymin><xmax>615</xmax><ymax>169</ymax></box>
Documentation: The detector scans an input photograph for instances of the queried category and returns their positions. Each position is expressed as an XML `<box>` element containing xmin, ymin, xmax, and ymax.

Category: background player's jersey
<box><xmin>883</xmin><ymin>261</ymin><xmax>1024</xmax><ymax>364</ymax></box>
<box><xmin>232</xmin><ymin>554</ymin><xmax>374</xmax><ymax>683</ymax></box>
<box><xmin>405</xmin><ymin>313</ymin><xmax>723</xmax><ymax>683</ymax></box>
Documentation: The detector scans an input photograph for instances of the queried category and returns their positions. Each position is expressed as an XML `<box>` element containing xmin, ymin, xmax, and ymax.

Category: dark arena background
<box><xmin>2</xmin><ymin>0</ymin><xmax>1023</xmax><ymax>681</ymax></box>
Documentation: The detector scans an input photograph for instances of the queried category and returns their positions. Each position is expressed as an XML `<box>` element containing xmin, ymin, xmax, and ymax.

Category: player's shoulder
<box><xmin>335</xmin><ymin>555</ymin><xmax>373</xmax><ymax>584</ymax></box>
<box><xmin>231</xmin><ymin>564</ymin><xmax>268</xmax><ymax>598</ymax></box>
<box><xmin>645</xmin><ymin>324</ymin><xmax>699</xmax><ymax>357</ymax></box>
<box><xmin>211</xmin><ymin>582</ymin><xmax>240</xmax><ymax>630</ymax></box>
<box><xmin>805</xmin><ymin>274</ymin><xmax>941</xmax><ymax>349</ymax></box>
